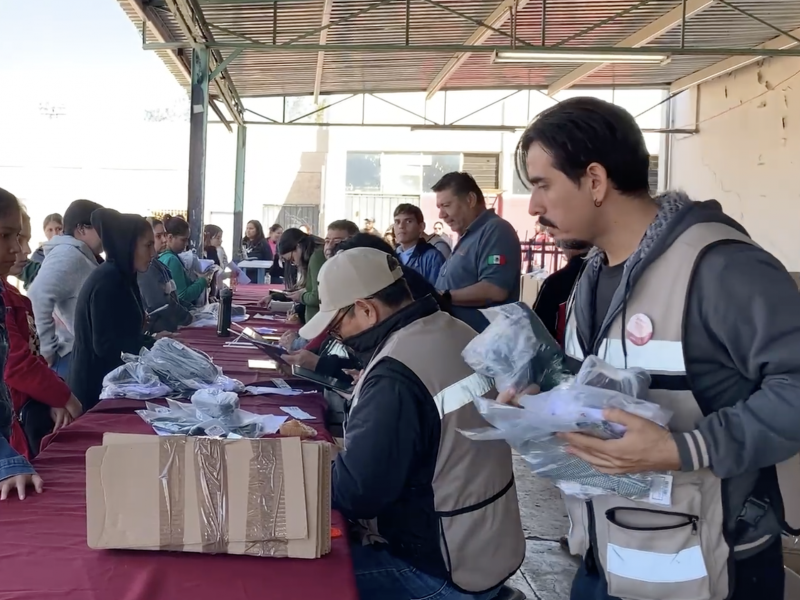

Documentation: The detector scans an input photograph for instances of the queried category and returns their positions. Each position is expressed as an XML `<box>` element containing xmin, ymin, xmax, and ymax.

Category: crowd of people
<box><xmin>1</xmin><ymin>96</ymin><xmax>800</xmax><ymax>600</ymax></box>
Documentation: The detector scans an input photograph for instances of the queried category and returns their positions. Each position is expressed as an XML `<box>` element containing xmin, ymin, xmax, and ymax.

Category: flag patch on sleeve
<box><xmin>487</xmin><ymin>255</ymin><xmax>506</xmax><ymax>265</ymax></box>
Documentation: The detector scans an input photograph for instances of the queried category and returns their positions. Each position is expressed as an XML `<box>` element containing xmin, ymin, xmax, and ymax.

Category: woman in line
<box><xmin>138</xmin><ymin>218</ymin><xmax>193</xmax><ymax>333</ymax></box>
<box><xmin>267</xmin><ymin>223</ymin><xmax>284</xmax><ymax>284</ymax></box>
<box><xmin>240</xmin><ymin>219</ymin><xmax>270</xmax><ymax>281</ymax></box>
<box><xmin>203</xmin><ymin>224</ymin><xmax>229</xmax><ymax>271</ymax></box>
<box><xmin>0</xmin><ymin>188</ymin><xmax>43</xmax><ymax>500</ymax></box>
<box><xmin>158</xmin><ymin>216</ymin><xmax>208</xmax><ymax>304</ymax></box>
<box><xmin>18</xmin><ymin>213</ymin><xmax>63</xmax><ymax>289</ymax></box>
<box><xmin>4</xmin><ymin>205</ymin><xmax>82</xmax><ymax>458</ymax></box>
<box><xmin>69</xmin><ymin>209</ymin><xmax>162</xmax><ymax>411</ymax></box>
<box><xmin>276</xmin><ymin>228</ymin><xmax>326</xmax><ymax>323</ymax></box>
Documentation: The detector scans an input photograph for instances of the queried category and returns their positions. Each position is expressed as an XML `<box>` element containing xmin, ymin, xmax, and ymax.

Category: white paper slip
<box><xmin>272</xmin><ymin>378</ymin><xmax>291</xmax><ymax>389</ymax></box>
<box><xmin>259</xmin><ymin>414</ymin><xmax>288</xmax><ymax>434</ymax></box>
<box><xmin>280</xmin><ymin>406</ymin><xmax>315</xmax><ymax>420</ymax></box>
<box><xmin>647</xmin><ymin>474</ymin><xmax>674</xmax><ymax>507</ymax></box>
<box><xmin>245</xmin><ymin>386</ymin><xmax>303</xmax><ymax>396</ymax></box>
<box><xmin>154</xmin><ymin>407</ymin><xmax>171</xmax><ymax>415</ymax></box>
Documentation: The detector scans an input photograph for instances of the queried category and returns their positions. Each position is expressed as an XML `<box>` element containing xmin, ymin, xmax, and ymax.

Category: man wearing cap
<box><xmin>30</xmin><ymin>199</ymin><xmax>104</xmax><ymax>379</ymax></box>
<box><xmin>300</xmin><ymin>247</ymin><xmax>525</xmax><ymax>600</ymax></box>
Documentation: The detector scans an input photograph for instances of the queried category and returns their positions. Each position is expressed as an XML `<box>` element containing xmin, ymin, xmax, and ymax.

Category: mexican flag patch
<box><xmin>487</xmin><ymin>255</ymin><xmax>506</xmax><ymax>265</ymax></box>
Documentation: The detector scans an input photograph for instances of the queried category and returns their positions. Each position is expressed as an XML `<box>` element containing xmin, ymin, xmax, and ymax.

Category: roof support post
<box><xmin>313</xmin><ymin>0</ymin><xmax>334</xmax><ymax>103</ymax></box>
<box><xmin>546</xmin><ymin>0</ymin><xmax>714</xmax><ymax>96</ymax></box>
<box><xmin>187</xmin><ymin>45</ymin><xmax>209</xmax><ymax>253</ymax></box>
<box><xmin>232</xmin><ymin>124</ymin><xmax>247</xmax><ymax>259</ymax></box>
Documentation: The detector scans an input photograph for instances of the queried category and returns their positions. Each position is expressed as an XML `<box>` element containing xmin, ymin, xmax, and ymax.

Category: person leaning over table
<box><xmin>298</xmin><ymin>247</ymin><xmax>525</xmax><ymax>600</ymax></box>
<box><xmin>432</xmin><ymin>172</ymin><xmax>522</xmax><ymax>333</ymax></box>
<box><xmin>276</xmin><ymin>228</ymin><xmax>326</xmax><ymax>320</ymax></box>
<box><xmin>138</xmin><ymin>217</ymin><xmax>193</xmax><ymax>334</ymax></box>
<box><xmin>283</xmin><ymin>232</ymin><xmax>448</xmax><ymax>374</ymax></box>
<box><xmin>0</xmin><ymin>187</ymin><xmax>43</xmax><ymax>500</ymax></box>
<box><xmin>158</xmin><ymin>216</ymin><xmax>210</xmax><ymax>305</ymax></box>
<box><xmin>5</xmin><ymin>202</ymin><xmax>82</xmax><ymax>458</ymax></box>
<box><xmin>69</xmin><ymin>209</ymin><xmax>169</xmax><ymax>412</ymax></box>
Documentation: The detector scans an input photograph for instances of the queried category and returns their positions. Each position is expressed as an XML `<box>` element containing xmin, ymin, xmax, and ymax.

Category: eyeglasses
<box><xmin>329</xmin><ymin>305</ymin><xmax>355</xmax><ymax>341</ymax></box>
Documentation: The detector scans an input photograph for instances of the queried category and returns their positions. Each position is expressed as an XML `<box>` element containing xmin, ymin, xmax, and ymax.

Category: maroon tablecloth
<box><xmin>0</xmin><ymin>398</ymin><xmax>356</xmax><ymax>600</ymax></box>
<box><xmin>177</xmin><ymin>284</ymin><xmax>299</xmax><ymax>384</ymax></box>
<box><xmin>0</xmin><ymin>293</ymin><xmax>358</xmax><ymax>600</ymax></box>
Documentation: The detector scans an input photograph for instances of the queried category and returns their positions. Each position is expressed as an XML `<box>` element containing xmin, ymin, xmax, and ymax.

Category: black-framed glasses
<box><xmin>329</xmin><ymin>304</ymin><xmax>355</xmax><ymax>341</ymax></box>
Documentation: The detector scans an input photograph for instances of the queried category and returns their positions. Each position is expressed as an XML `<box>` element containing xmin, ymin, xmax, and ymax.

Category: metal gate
<box><xmin>345</xmin><ymin>194</ymin><xmax>419</xmax><ymax>233</ymax></box>
<box><xmin>262</xmin><ymin>204</ymin><xmax>320</xmax><ymax>234</ymax></box>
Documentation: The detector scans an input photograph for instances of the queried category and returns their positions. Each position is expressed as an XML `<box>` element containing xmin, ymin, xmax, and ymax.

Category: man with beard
<box><xmin>514</xmin><ymin>96</ymin><xmax>800</xmax><ymax>600</ymax></box>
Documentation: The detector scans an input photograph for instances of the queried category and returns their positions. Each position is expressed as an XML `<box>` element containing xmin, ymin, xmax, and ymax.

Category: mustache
<box><xmin>538</xmin><ymin>217</ymin><xmax>557</xmax><ymax>229</ymax></box>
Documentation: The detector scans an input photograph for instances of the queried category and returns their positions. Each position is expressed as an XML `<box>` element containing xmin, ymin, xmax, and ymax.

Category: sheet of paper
<box><xmin>259</xmin><ymin>414</ymin><xmax>288</xmax><ymax>434</ymax></box>
<box><xmin>281</xmin><ymin>406</ymin><xmax>315</xmax><ymax>420</ymax></box>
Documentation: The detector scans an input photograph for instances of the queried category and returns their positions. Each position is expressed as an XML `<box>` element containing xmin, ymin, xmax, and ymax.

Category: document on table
<box><xmin>259</xmin><ymin>414</ymin><xmax>288</xmax><ymax>434</ymax></box>
<box><xmin>281</xmin><ymin>406</ymin><xmax>315</xmax><ymax>420</ymax></box>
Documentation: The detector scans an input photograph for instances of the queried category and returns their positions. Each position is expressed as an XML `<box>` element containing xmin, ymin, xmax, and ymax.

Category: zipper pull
<box><xmin>691</xmin><ymin>518</ymin><xmax>698</xmax><ymax>535</ymax></box>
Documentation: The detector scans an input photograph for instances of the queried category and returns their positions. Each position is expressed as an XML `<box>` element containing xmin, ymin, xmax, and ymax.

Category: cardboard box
<box><xmin>87</xmin><ymin>433</ymin><xmax>331</xmax><ymax>559</ymax></box>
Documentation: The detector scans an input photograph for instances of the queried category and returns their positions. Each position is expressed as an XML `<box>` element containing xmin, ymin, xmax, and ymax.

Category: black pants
<box><xmin>570</xmin><ymin>539</ymin><xmax>785</xmax><ymax>600</ymax></box>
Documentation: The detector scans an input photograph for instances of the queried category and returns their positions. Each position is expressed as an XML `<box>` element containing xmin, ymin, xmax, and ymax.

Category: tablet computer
<box><xmin>269</xmin><ymin>290</ymin><xmax>291</xmax><ymax>302</ymax></box>
<box><xmin>231</xmin><ymin>323</ymin><xmax>282</xmax><ymax>343</ymax></box>
<box><xmin>291</xmin><ymin>365</ymin><xmax>353</xmax><ymax>393</ymax></box>
<box><xmin>246</xmin><ymin>337</ymin><xmax>289</xmax><ymax>363</ymax></box>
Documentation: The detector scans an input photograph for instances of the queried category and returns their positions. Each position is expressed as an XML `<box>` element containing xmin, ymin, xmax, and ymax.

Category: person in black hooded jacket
<box><xmin>68</xmin><ymin>210</ymin><xmax>159</xmax><ymax>411</ymax></box>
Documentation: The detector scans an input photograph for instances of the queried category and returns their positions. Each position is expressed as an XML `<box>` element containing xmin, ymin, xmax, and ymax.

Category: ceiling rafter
<box><xmin>425</xmin><ymin>0</ymin><xmax>532</xmax><ymax>100</ymax></box>
<box><xmin>546</xmin><ymin>0</ymin><xmax>715</xmax><ymax>96</ymax></box>
<box><xmin>313</xmin><ymin>0</ymin><xmax>334</xmax><ymax>104</ymax></box>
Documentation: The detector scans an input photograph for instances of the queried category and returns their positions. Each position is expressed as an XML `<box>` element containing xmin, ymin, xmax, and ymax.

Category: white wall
<box><xmin>669</xmin><ymin>56</ymin><xmax>800</xmax><ymax>270</ymax></box>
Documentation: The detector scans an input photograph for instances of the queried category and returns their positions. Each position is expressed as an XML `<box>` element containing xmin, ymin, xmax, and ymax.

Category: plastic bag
<box><xmin>100</xmin><ymin>361</ymin><xmax>172</xmax><ymax>400</ymax></box>
<box><xmin>135</xmin><ymin>397</ymin><xmax>270</xmax><ymax>438</ymax></box>
<box><xmin>461</xmin><ymin>302</ymin><xmax>571</xmax><ymax>393</ymax></box>
<box><xmin>189</xmin><ymin>302</ymin><xmax>248</xmax><ymax>328</ymax></box>
<box><xmin>139</xmin><ymin>338</ymin><xmax>244</xmax><ymax>395</ymax></box>
<box><xmin>460</xmin><ymin>356</ymin><xmax>673</xmax><ymax>502</ymax></box>
<box><xmin>190</xmin><ymin>388</ymin><xmax>240</xmax><ymax>418</ymax></box>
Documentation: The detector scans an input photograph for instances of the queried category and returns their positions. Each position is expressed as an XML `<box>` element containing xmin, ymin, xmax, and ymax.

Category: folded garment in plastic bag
<box><xmin>100</xmin><ymin>362</ymin><xmax>173</xmax><ymax>400</ymax></box>
<box><xmin>461</xmin><ymin>302</ymin><xmax>571</xmax><ymax>393</ymax></box>
<box><xmin>460</xmin><ymin>357</ymin><xmax>673</xmax><ymax>502</ymax></box>
<box><xmin>140</xmin><ymin>338</ymin><xmax>243</xmax><ymax>395</ymax></box>
<box><xmin>135</xmin><ymin>390</ymin><xmax>282</xmax><ymax>438</ymax></box>
<box><xmin>188</xmin><ymin>302</ymin><xmax>248</xmax><ymax>328</ymax></box>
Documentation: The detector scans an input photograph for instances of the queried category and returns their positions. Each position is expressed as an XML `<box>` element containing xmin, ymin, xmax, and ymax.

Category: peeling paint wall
<box><xmin>670</xmin><ymin>55</ymin><xmax>800</xmax><ymax>270</ymax></box>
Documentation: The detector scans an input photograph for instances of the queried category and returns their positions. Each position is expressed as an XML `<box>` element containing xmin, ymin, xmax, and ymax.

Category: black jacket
<box><xmin>69</xmin><ymin>210</ymin><xmax>154</xmax><ymax>410</ymax></box>
<box><xmin>332</xmin><ymin>297</ymin><xmax>448</xmax><ymax>578</ymax></box>
<box><xmin>533</xmin><ymin>253</ymin><xmax>587</xmax><ymax>339</ymax></box>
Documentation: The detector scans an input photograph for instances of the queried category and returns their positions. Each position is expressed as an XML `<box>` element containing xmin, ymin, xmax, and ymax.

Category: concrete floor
<box><xmin>507</xmin><ymin>454</ymin><xmax>580</xmax><ymax>600</ymax></box>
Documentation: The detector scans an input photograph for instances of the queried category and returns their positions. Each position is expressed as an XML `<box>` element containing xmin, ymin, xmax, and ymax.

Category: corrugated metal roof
<box><xmin>118</xmin><ymin>0</ymin><xmax>800</xmax><ymax>97</ymax></box>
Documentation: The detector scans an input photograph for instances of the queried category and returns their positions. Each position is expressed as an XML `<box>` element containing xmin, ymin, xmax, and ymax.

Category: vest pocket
<box><xmin>602</xmin><ymin>506</ymin><xmax>710</xmax><ymax>600</ymax></box>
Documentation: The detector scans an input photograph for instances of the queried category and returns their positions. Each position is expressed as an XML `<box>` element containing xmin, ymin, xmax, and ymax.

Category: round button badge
<box><xmin>626</xmin><ymin>313</ymin><xmax>653</xmax><ymax>346</ymax></box>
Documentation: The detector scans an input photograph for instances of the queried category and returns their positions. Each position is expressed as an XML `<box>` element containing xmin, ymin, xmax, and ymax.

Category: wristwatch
<box><xmin>441</xmin><ymin>290</ymin><xmax>452</xmax><ymax>307</ymax></box>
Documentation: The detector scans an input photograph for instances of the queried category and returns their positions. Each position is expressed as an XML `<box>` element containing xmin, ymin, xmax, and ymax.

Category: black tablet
<box><xmin>291</xmin><ymin>365</ymin><xmax>353</xmax><ymax>393</ymax></box>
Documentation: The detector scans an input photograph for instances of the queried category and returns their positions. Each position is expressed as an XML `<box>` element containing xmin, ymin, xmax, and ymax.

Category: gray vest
<box><xmin>563</xmin><ymin>223</ymin><xmax>762</xmax><ymax>600</ymax></box>
<box><xmin>349</xmin><ymin>311</ymin><xmax>526</xmax><ymax>592</ymax></box>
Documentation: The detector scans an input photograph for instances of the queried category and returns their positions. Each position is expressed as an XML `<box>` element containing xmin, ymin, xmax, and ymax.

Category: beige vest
<box><xmin>563</xmin><ymin>222</ymin><xmax>763</xmax><ymax>600</ymax></box>
<box><xmin>349</xmin><ymin>311</ymin><xmax>526</xmax><ymax>592</ymax></box>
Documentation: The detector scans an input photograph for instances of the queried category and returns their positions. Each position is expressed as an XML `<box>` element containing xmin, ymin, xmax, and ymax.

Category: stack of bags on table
<box><xmin>460</xmin><ymin>302</ymin><xmax>674</xmax><ymax>504</ymax></box>
<box><xmin>86</xmin><ymin>432</ymin><xmax>332</xmax><ymax>559</ymax></box>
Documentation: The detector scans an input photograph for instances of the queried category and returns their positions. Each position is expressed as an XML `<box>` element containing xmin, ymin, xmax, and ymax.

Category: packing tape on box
<box><xmin>157</xmin><ymin>437</ymin><xmax>289</xmax><ymax>554</ymax></box>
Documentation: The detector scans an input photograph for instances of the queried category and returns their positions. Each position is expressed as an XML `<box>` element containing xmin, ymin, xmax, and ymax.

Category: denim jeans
<box><xmin>570</xmin><ymin>540</ymin><xmax>784</xmax><ymax>600</ymax></box>
<box><xmin>0</xmin><ymin>436</ymin><xmax>34</xmax><ymax>482</ymax></box>
<box><xmin>351</xmin><ymin>543</ymin><xmax>500</xmax><ymax>600</ymax></box>
<box><xmin>51</xmin><ymin>351</ymin><xmax>71</xmax><ymax>380</ymax></box>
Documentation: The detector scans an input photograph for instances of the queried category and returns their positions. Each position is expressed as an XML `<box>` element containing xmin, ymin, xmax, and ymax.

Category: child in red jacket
<box><xmin>4</xmin><ymin>207</ymin><xmax>82</xmax><ymax>457</ymax></box>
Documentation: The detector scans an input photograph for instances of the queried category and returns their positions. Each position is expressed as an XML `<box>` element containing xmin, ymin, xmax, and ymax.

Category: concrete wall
<box><xmin>669</xmin><ymin>55</ymin><xmax>800</xmax><ymax>270</ymax></box>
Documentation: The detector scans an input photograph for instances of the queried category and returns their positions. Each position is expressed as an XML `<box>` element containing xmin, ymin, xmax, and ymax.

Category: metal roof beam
<box><xmin>426</xmin><ymin>0</ymin><xmax>532</xmax><ymax>100</ymax></box>
<box><xmin>670</xmin><ymin>25</ymin><xmax>800</xmax><ymax>93</ymax></box>
<box><xmin>313</xmin><ymin>0</ymin><xmax>334</xmax><ymax>104</ymax></box>
<box><xmin>127</xmin><ymin>0</ymin><xmax>191</xmax><ymax>82</ymax></box>
<box><xmin>546</xmin><ymin>0</ymin><xmax>714</xmax><ymax>96</ymax></box>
